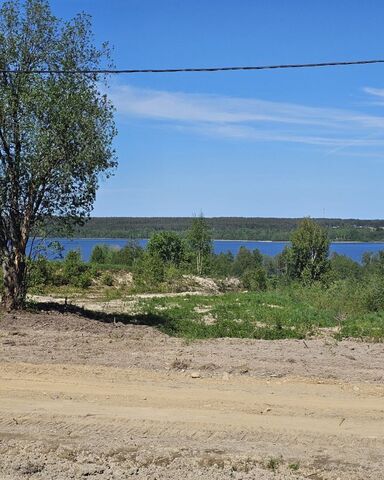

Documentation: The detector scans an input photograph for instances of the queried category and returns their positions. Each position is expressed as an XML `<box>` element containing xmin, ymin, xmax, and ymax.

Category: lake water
<box><xmin>31</xmin><ymin>238</ymin><xmax>384</xmax><ymax>263</ymax></box>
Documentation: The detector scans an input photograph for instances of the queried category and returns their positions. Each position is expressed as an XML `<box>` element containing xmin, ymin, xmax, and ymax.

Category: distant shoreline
<box><xmin>39</xmin><ymin>237</ymin><xmax>384</xmax><ymax>244</ymax></box>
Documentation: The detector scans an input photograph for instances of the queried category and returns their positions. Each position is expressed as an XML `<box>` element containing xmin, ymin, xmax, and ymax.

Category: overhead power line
<box><xmin>1</xmin><ymin>58</ymin><xmax>384</xmax><ymax>74</ymax></box>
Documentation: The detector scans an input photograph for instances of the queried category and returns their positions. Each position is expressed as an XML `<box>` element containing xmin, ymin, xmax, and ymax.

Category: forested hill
<box><xmin>70</xmin><ymin>217</ymin><xmax>384</xmax><ymax>242</ymax></box>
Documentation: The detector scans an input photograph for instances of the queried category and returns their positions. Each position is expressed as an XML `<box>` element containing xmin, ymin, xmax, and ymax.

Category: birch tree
<box><xmin>0</xmin><ymin>0</ymin><xmax>116</xmax><ymax>309</ymax></box>
<box><xmin>289</xmin><ymin>218</ymin><xmax>330</xmax><ymax>283</ymax></box>
<box><xmin>187</xmin><ymin>214</ymin><xmax>212</xmax><ymax>275</ymax></box>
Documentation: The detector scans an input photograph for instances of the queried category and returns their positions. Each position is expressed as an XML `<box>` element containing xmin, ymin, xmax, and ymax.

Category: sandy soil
<box><xmin>0</xmin><ymin>309</ymin><xmax>384</xmax><ymax>479</ymax></box>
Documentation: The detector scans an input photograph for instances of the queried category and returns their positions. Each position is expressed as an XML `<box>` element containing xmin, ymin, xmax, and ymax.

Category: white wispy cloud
<box><xmin>107</xmin><ymin>83</ymin><xmax>384</xmax><ymax>148</ymax></box>
<box><xmin>364</xmin><ymin>87</ymin><xmax>384</xmax><ymax>98</ymax></box>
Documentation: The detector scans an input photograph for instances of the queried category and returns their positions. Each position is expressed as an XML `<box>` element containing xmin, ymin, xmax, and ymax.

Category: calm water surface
<box><xmin>32</xmin><ymin>238</ymin><xmax>384</xmax><ymax>263</ymax></box>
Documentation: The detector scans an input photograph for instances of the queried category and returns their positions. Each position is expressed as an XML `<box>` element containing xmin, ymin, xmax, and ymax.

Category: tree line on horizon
<box><xmin>65</xmin><ymin>216</ymin><xmax>384</xmax><ymax>242</ymax></box>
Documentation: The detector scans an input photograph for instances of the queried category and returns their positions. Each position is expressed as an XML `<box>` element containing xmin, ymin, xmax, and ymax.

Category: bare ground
<box><xmin>0</xmin><ymin>309</ymin><xmax>384</xmax><ymax>479</ymax></box>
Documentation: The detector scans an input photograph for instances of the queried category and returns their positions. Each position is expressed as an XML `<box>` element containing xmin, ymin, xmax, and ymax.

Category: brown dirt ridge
<box><xmin>0</xmin><ymin>310</ymin><xmax>383</xmax><ymax>479</ymax></box>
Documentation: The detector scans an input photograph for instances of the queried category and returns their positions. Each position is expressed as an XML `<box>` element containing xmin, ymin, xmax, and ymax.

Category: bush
<box><xmin>110</xmin><ymin>242</ymin><xmax>143</xmax><ymax>266</ymax></box>
<box><xmin>232</xmin><ymin>247</ymin><xmax>263</xmax><ymax>277</ymax></box>
<box><xmin>133</xmin><ymin>252</ymin><xmax>165</xmax><ymax>289</ymax></box>
<box><xmin>360</xmin><ymin>276</ymin><xmax>384</xmax><ymax>312</ymax></box>
<box><xmin>210</xmin><ymin>252</ymin><xmax>234</xmax><ymax>277</ymax></box>
<box><xmin>90</xmin><ymin>242</ymin><xmax>143</xmax><ymax>267</ymax></box>
<box><xmin>90</xmin><ymin>245</ymin><xmax>111</xmax><ymax>264</ymax></box>
<box><xmin>147</xmin><ymin>232</ymin><xmax>185</xmax><ymax>266</ymax></box>
<box><xmin>27</xmin><ymin>255</ymin><xmax>54</xmax><ymax>289</ymax></box>
<box><xmin>73</xmin><ymin>271</ymin><xmax>93</xmax><ymax>289</ymax></box>
<box><xmin>330</xmin><ymin>253</ymin><xmax>361</xmax><ymax>280</ymax></box>
<box><xmin>241</xmin><ymin>267</ymin><xmax>267</xmax><ymax>291</ymax></box>
<box><xmin>60</xmin><ymin>251</ymin><xmax>93</xmax><ymax>288</ymax></box>
<box><xmin>165</xmin><ymin>264</ymin><xmax>183</xmax><ymax>282</ymax></box>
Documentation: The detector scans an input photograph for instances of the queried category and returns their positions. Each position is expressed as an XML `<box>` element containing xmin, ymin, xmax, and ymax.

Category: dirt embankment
<box><xmin>0</xmin><ymin>310</ymin><xmax>383</xmax><ymax>480</ymax></box>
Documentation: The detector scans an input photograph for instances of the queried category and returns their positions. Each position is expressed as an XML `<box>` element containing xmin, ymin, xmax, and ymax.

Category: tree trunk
<box><xmin>196</xmin><ymin>250</ymin><xmax>202</xmax><ymax>276</ymax></box>
<box><xmin>1</xmin><ymin>250</ymin><xmax>27</xmax><ymax>310</ymax></box>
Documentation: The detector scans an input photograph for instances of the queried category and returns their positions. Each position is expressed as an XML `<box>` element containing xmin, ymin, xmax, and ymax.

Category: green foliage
<box><xmin>0</xmin><ymin>0</ymin><xmax>116</xmax><ymax>224</ymax></box>
<box><xmin>90</xmin><ymin>245</ymin><xmax>110</xmax><ymax>264</ymax></box>
<box><xmin>27</xmin><ymin>255</ymin><xmax>54</xmax><ymax>290</ymax></box>
<box><xmin>26</xmin><ymin>250</ymin><xmax>94</xmax><ymax>290</ymax></box>
<box><xmin>164</xmin><ymin>264</ymin><xmax>183</xmax><ymax>283</ymax></box>
<box><xmin>209</xmin><ymin>252</ymin><xmax>234</xmax><ymax>277</ymax></box>
<box><xmin>147</xmin><ymin>232</ymin><xmax>185</xmax><ymax>266</ymax></box>
<box><xmin>241</xmin><ymin>267</ymin><xmax>267</xmax><ymax>291</ymax></box>
<box><xmin>362</xmin><ymin>251</ymin><xmax>384</xmax><ymax>276</ymax></box>
<box><xmin>0</xmin><ymin>0</ymin><xmax>116</xmax><ymax>309</ymax></box>
<box><xmin>74</xmin><ymin>271</ymin><xmax>93</xmax><ymax>289</ymax></box>
<box><xmin>111</xmin><ymin>243</ymin><xmax>143</xmax><ymax>266</ymax></box>
<box><xmin>231</xmin><ymin>247</ymin><xmax>263</xmax><ymax>276</ymax></box>
<box><xmin>47</xmin><ymin>216</ymin><xmax>384</xmax><ymax>242</ymax></box>
<box><xmin>20</xmin><ymin>243</ymin><xmax>384</xmax><ymax>342</ymax></box>
<box><xmin>187</xmin><ymin>214</ymin><xmax>212</xmax><ymax>275</ymax></box>
<box><xmin>136</xmin><ymin>290</ymin><xmax>334</xmax><ymax>340</ymax></box>
<box><xmin>133</xmin><ymin>252</ymin><xmax>165</xmax><ymax>289</ymax></box>
<box><xmin>360</xmin><ymin>275</ymin><xmax>384</xmax><ymax>312</ymax></box>
<box><xmin>337</xmin><ymin>311</ymin><xmax>384</xmax><ymax>341</ymax></box>
<box><xmin>277</xmin><ymin>246</ymin><xmax>294</xmax><ymax>277</ymax></box>
<box><xmin>286</xmin><ymin>218</ymin><xmax>330</xmax><ymax>283</ymax></box>
<box><xmin>133</xmin><ymin>281</ymin><xmax>384</xmax><ymax>341</ymax></box>
<box><xmin>63</xmin><ymin>251</ymin><xmax>85</xmax><ymax>278</ymax></box>
<box><xmin>90</xmin><ymin>243</ymin><xmax>143</xmax><ymax>267</ymax></box>
<box><xmin>330</xmin><ymin>253</ymin><xmax>361</xmax><ymax>280</ymax></box>
<box><xmin>61</xmin><ymin>251</ymin><xmax>93</xmax><ymax>288</ymax></box>
<box><xmin>102</xmin><ymin>287</ymin><xmax>123</xmax><ymax>302</ymax></box>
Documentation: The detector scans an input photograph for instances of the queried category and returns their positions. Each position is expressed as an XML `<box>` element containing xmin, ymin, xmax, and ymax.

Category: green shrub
<box><xmin>73</xmin><ymin>271</ymin><xmax>93</xmax><ymax>289</ymax></box>
<box><xmin>210</xmin><ymin>252</ymin><xmax>234</xmax><ymax>277</ymax></box>
<box><xmin>232</xmin><ymin>247</ymin><xmax>263</xmax><ymax>277</ymax></box>
<box><xmin>90</xmin><ymin>242</ymin><xmax>143</xmax><ymax>267</ymax></box>
<box><xmin>330</xmin><ymin>253</ymin><xmax>361</xmax><ymax>280</ymax></box>
<box><xmin>110</xmin><ymin>242</ymin><xmax>143</xmax><ymax>266</ymax></box>
<box><xmin>27</xmin><ymin>255</ymin><xmax>54</xmax><ymax>289</ymax></box>
<box><xmin>90</xmin><ymin>245</ymin><xmax>111</xmax><ymax>264</ymax></box>
<box><xmin>147</xmin><ymin>232</ymin><xmax>186</xmax><ymax>266</ymax></box>
<box><xmin>165</xmin><ymin>264</ymin><xmax>183</xmax><ymax>282</ymax></box>
<box><xmin>60</xmin><ymin>251</ymin><xmax>93</xmax><ymax>289</ymax></box>
<box><xmin>63</xmin><ymin>251</ymin><xmax>85</xmax><ymax>277</ymax></box>
<box><xmin>133</xmin><ymin>252</ymin><xmax>165</xmax><ymax>289</ymax></box>
<box><xmin>360</xmin><ymin>276</ymin><xmax>384</xmax><ymax>312</ymax></box>
<box><xmin>362</xmin><ymin>250</ymin><xmax>384</xmax><ymax>276</ymax></box>
<box><xmin>241</xmin><ymin>267</ymin><xmax>267</xmax><ymax>291</ymax></box>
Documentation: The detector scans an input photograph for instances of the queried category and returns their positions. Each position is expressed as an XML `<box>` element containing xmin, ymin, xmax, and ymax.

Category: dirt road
<box><xmin>1</xmin><ymin>311</ymin><xmax>384</xmax><ymax>479</ymax></box>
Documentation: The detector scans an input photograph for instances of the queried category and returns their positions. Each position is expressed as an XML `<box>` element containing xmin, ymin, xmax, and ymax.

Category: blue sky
<box><xmin>51</xmin><ymin>0</ymin><xmax>384</xmax><ymax>218</ymax></box>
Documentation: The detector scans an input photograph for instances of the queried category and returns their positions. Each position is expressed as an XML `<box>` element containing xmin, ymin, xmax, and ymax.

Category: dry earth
<box><xmin>0</xmin><ymin>309</ymin><xmax>384</xmax><ymax>479</ymax></box>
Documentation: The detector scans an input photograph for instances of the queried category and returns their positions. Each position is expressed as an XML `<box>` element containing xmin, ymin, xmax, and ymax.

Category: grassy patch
<box><xmin>134</xmin><ymin>291</ymin><xmax>331</xmax><ymax>340</ymax></box>
<box><xmin>133</xmin><ymin>288</ymin><xmax>384</xmax><ymax>341</ymax></box>
<box><xmin>337</xmin><ymin>312</ymin><xmax>384</xmax><ymax>341</ymax></box>
<box><xmin>35</xmin><ymin>270</ymin><xmax>384</xmax><ymax>342</ymax></box>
